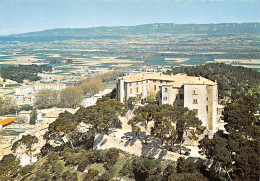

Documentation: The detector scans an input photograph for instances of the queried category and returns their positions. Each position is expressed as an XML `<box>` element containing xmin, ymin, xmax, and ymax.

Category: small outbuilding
<box><xmin>0</xmin><ymin>118</ymin><xmax>15</xmax><ymax>129</ymax></box>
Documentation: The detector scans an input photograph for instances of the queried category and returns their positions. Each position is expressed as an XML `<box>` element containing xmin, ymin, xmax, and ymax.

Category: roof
<box><xmin>0</xmin><ymin>118</ymin><xmax>15</xmax><ymax>126</ymax></box>
<box><xmin>19</xmin><ymin>111</ymin><xmax>31</xmax><ymax>114</ymax></box>
<box><xmin>120</xmin><ymin>73</ymin><xmax>216</xmax><ymax>86</ymax></box>
<box><xmin>18</xmin><ymin>86</ymin><xmax>32</xmax><ymax>90</ymax></box>
<box><xmin>122</xmin><ymin>73</ymin><xmax>175</xmax><ymax>82</ymax></box>
<box><xmin>34</xmin><ymin>82</ymin><xmax>65</xmax><ymax>86</ymax></box>
<box><xmin>3</xmin><ymin>96</ymin><xmax>15</xmax><ymax>100</ymax></box>
<box><xmin>24</xmin><ymin>95</ymin><xmax>33</xmax><ymax>98</ymax></box>
<box><xmin>44</xmin><ymin>112</ymin><xmax>60</xmax><ymax>118</ymax></box>
<box><xmin>169</xmin><ymin>74</ymin><xmax>216</xmax><ymax>87</ymax></box>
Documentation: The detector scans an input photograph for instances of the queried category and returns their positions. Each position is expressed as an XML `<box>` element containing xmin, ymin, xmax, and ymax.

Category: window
<box><xmin>129</xmin><ymin>83</ymin><xmax>132</xmax><ymax>86</ymax></box>
<box><xmin>193</xmin><ymin>99</ymin><xmax>198</xmax><ymax>104</ymax></box>
<box><xmin>165</xmin><ymin>88</ymin><xmax>168</xmax><ymax>92</ymax></box>
<box><xmin>153</xmin><ymin>80</ymin><xmax>156</xmax><ymax>83</ymax></box>
<box><xmin>163</xmin><ymin>97</ymin><xmax>168</xmax><ymax>101</ymax></box>
<box><xmin>154</xmin><ymin>85</ymin><xmax>156</xmax><ymax>90</ymax></box>
<box><xmin>206</xmin><ymin>105</ymin><xmax>208</xmax><ymax>112</ymax></box>
<box><xmin>130</xmin><ymin>88</ymin><xmax>132</xmax><ymax>94</ymax></box>
<box><xmin>146</xmin><ymin>80</ymin><xmax>148</xmax><ymax>83</ymax></box>
<box><xmin>160</xmin><ymin>80</ymin><xmax>162</xmax><ymax>83</ymax></box>
<box><xmin>193</xmin><ymin>109</ymin><xmax>198</xmax><ymax>115</ymax></box>
<box><xmin>136</xmin><ymin>87</ymin><xmax>139</xmax><ymax>93</ymax></box>
<box><xmin>180</xmin><ymin>94</ymin><xmax>184</xmax><ymax>100</ymax></box>
<box><xmin>136</xmin><ymin>82</ymin><xmax>138</xmax><ymax>85</ymax></box>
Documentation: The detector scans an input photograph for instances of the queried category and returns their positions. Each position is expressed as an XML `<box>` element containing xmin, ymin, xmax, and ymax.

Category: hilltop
<box><xmin>0</xmin><ymin>23</ymin><xmax>259</xmax><ymax>42</ymax></box>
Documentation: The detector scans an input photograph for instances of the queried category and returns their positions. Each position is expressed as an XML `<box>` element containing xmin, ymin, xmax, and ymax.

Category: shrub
<box><xmin>104</xmin><ymin>148</ymin><xmax>120</xmax><ymax>168</ymax></box>
<box><xmin>64</xmin><ymin>152</ymin><xmax>83</xmax><ymax>166</ymax></box>
<box><xmin>132</xmin><ymin>158</ymin><xmax>163</xmax><ymax>181</ymax></box>
<box><xmin>77</xmin><ymin>151</ymin><xmax>98</xmax><ymax>172</ymax></box>
<box><xmin>98</xmin><ymin>171</ymin><xmax>110</xmax><ymax>181</ymax></box>
<box><xmin>35</xmin><ymin>170</ymin><xmax>51</xmax><ymax>180</ymax></box>
<box><xmin>62</xmin><ymin>171</ymin><xmax>78</xmax><ymax>181</ymax></box>
<box><xmin>176</xmin><ymin>157</ymin><xmax>197</xmax><ymax>173</ymax></box>
<box><xmin>119</xmin><ymin>160</ymin><xmax>133</xmax><ymax>177</ymax></box>
<box><xmin>47</xmin><ymin>152</ymin><xmax>59</xmax><ymax>166</ymax></box>
<box><xmin>83</xmin><ymin>168</ymin><xmax>99</xmax><ymax>180</ymax></box>
<box><xmin>168</xmin><ymin>172</ymin><xmax>208</xmax><ymax>181</ymax></box>
<box><xmin>54</xmin><ymin>160</ymin><xmax>65</xmax><ymax>179</ymax></box>
<box><xmin>78</xmin><ymin>157</ymin><xmax>89</xmax><ymax>172</ymax></box>
<box><xmin>40</xmin><ymin>143</ymin><xmax>53</xmax><ymax>157</ymax></box>
<box><xmin>20</xmin><ymin>165</ymin><xmax>35</xmax><ymax>175</ymax></box>
<box><xmin>163</xmin><ymin>163</ymin><xmax>175</xmax><ymax>181</ymax></box>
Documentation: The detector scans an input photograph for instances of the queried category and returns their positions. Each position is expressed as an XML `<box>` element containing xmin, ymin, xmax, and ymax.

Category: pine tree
<box><xmin>29</xmin><ymin>108</ymin><xmax>37</xmax><ymax>125</ymax></box>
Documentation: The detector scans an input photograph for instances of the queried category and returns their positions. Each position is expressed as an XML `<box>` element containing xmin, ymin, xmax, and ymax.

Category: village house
<box><xmin>0</xmin><ymin>118</ymin><xmax>15</xmax><ymax>129</ymax></box>
<box><xmin>15</xmin><ymin>82</ymin><xmax>66</xmax><ymax>105</ymax></box>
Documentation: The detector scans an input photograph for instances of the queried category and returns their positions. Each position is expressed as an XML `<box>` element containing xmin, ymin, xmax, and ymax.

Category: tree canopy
<box><xmin>44</xmin><ymin>111</ymin><xmax>77</xmax><ymax>147</ymax></box>
<box><xmin>75</xmin><ymin>99</ymin><xmax>126</xmax><ymax>134</ymax></box>
<box><xmin>129</xmin><ymin>104</ymin><xmax>205</xmax><ymax>150</ymax></box>
<box><xmin>0</xmin><ymin>64</ymin><xmax>52</xmax><ymax>83</ymax></box>
<box><xmin>59</xmin><ymin>86</ymin><xmax>84</xmax><ymax>108</ymax></box>
<box><xmin>34</xmin><ymin>89</ymin><xmax>59</xmax><ymax>109</ymax></box>
<box><xmin>0</xmin><ymin>154</ymin><xmax>20</xmax><ymax>180</ymax></box>
<box><xmin>199</xmin><ymin>93</ymin><xmax>260</xmax><ymax>180</ymax></box>
<box><xmin>29</xmin><ymin>108</ymin><xmax>37</xmax><ymax>125</ymax></box>
<box><xmin>12</xmin><ymin>135</ymin><xmax>39</xmax><ymax>164</ymax></box>
<box><xmin>166</xmin><ymin>63</ymin><xmax>260</xmax><ymax>102</ymax></box>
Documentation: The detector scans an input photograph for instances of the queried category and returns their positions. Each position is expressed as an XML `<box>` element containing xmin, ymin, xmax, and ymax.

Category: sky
<box><xmin>0</xmin><ymin>0</ymin><xmax>259</xmax><ymax>35</ymax></box>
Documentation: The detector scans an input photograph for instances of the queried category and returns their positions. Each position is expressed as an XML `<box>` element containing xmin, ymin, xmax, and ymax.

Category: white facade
<box><xmin>16</xmin><ymin>83</ymin><xmax>66</xmax><ymax>95</ymax></box>
<box><xmin>117</xmin><ymin>73</ymin><xmax>219</xmax><ymax>134</ymax></box>
<box><xmin>33</xmin><ymin>83</ymin><xmax>66</xmax><ymax>91</ymax></box>
<box><xmin>15</xmin><ymin>83</ymin><xmax>66</xmax><ymax>105</ymax></box>
<box><xmin>81</xmin><ymin>89</ymin><xmax>113</xmax><ymax>107</ymax></box>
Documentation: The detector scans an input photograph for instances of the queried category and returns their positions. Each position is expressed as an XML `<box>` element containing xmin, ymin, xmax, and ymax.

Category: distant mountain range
<box><xmin>0</xmin><ymin>23</ymin><xmax>259</xmax><ymax>42</ymax></box>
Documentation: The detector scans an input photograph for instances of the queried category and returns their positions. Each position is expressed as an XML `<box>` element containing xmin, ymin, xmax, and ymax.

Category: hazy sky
<box><xmin>0</xmin><ymin>0</ymin><xmax>259</xmax><ymax>35</ymax></box>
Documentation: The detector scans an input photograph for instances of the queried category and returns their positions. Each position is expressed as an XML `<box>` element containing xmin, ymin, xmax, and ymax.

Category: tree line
<box><xmin>0</xmin><ymin>64</ymin><xmax>52</xmax><ymax>83</ymax></box>
<box><xmin>166</xmin><ymin>63</ymin><xmax>260</xmax><ymax>103</ymax></box>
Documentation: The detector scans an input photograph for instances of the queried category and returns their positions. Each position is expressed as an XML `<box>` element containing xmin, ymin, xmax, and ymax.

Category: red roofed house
<box><xmin>0</xmin><ymin>118</ymin><xmax>15</xmax><ymax>129</ymax></box>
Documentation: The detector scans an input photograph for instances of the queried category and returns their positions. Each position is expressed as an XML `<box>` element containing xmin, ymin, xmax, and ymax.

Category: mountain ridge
<box><xmin>4</xmin><ymin>22</ymin><xmax>260</xmax><ymax>36</ymax></box>
<box><xmin>0</xmin><ymin>23</ymin><xmax>259</xmax><ymax>42</ymax></box>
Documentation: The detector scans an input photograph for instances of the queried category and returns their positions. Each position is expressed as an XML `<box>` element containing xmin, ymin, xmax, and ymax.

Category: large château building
<box><xmin>116</xmin><ymin>73</ymin><xmax>219</xmax><ymax>134</ymax></box>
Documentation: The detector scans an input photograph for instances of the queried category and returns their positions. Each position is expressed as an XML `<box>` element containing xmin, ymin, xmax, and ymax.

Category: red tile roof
<box><xmin>0</xmin><ymin>118</ymin><xmax>15</xmax><ymax>126</ymax></box>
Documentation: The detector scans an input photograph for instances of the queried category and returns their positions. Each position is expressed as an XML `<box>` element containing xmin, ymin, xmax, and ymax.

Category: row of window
<box><xmin>130</xmin><ymin>86</ymin><xmax>148</xmax><ymax>94</ymax></box>
<box><xmin>164</xmin><ymin>88</ymin><xmax>181</xmax><ymax>92</ymax></box>
<box><xmin>129</xmin><ymin>80</ymin><xmax>171</xmax><ymax>87</ymax></box>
